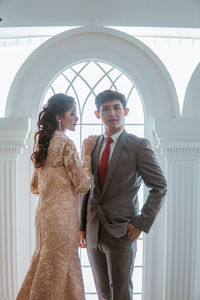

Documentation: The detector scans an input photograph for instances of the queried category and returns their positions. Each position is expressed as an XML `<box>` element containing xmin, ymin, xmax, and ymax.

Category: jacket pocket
<box><xmin>112</xmin><ymin>206</ymin><xmax>138</xmax><ymax>217</ymax></box>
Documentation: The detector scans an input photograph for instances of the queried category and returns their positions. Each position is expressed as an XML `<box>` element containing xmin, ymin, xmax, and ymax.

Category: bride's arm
<box><xmin>30</xmin><ymin>169</ymin><xmax>39</xmax><ymax>195</ymax></box>
<box><xmin>63</xmin><ymin>139</ymin><xmax>92</xmax><ymax>194</ymax></box>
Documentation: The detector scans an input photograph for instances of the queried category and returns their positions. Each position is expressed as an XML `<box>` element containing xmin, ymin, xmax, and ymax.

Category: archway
<box><xmin>4</xmin><ymin>26</ymin><xmax>179</xmax><ymax>300</ymax></box>
<box><xmin>5</xmin><ymin>26</ymin><xmax>179</xmax><ymax>121</ymax></box>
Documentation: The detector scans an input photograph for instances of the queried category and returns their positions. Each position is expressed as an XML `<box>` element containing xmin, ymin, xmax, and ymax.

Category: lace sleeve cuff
<box><xmin>63</xmin><ymin>139</ymin><xmax>92</xmax><ymax>194</ymax></box>
<box><xmin>30</xmin><ymin>169</ymin><xmax>39</xmax><ymax>195</ymax></box>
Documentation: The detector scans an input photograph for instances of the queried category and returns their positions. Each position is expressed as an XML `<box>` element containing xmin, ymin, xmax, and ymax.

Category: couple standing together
<box><xmin>16</xmin><ymin>90</ymin><xmax>167</xmax><ymax>300</ymax></box>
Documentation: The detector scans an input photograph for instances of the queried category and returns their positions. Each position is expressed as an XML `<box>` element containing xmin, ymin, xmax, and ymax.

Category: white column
<box><xmin>143</xmin><ymin>135</ymin><xmax>167</xmax><ymax>300</ymax></box>
<box><xmin>0</xmin><ymin>118</ymin><xmax>30</xmax><ymax>300</ymax></box>
<box><xmin>154</xmin><ymin>118</ymin><xmax>200</xmax><ymax>300</ymax></box>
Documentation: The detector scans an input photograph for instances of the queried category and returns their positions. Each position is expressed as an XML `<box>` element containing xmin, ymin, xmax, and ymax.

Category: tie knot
<box><xmin>105</xmin><ymin>136</ymin><xmax>113</xmax><ymax>144</ymax></box>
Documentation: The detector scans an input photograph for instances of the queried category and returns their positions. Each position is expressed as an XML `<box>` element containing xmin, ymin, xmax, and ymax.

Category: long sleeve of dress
<box><xmin>63</xmin><ymin>138</ymin><xmax>92</xmax><ymax>194</ymax></box>
<box><xmin>30</xmin><ymin>169</ymin><xmax>39</xmax><ymax>195</ymax></box>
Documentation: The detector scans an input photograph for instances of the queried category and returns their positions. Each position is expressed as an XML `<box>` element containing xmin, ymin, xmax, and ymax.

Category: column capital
<box><xmin>0</xmin><ymin>118</ymin><xmax>31</xmax><ymax>155</ymax></box>
<box><xmin>153</xmin><ymin>118</ymin><xmax>200</xmax><ymax>157</ymax></box>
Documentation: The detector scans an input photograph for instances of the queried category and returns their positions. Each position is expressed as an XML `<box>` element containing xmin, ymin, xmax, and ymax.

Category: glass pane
<box><xmin>93</xmin><ymin>76</ymin><xmax>114</xmax><ymax>95</ymax></box>
<box><xmin>80</xmin><ymin>61</ymin><xmax>105</xmax><ymax>87</ymax></box>
<box><xmin>82</xmin><ymin>125</ymin><xmax>103</xmax><ymax>141</ymax></box>
<box><xmin>132</xmin><ymin>267</ymin><xmax>143</xmax><ymax>293</ymax></box>
<box><xmin>64</xmin><ymin>86</ymin><xmax>78</xmax><ymax>100</ymax></box>
<box><xmin>63</xmin><ymin>68</ymin><xmax>76</xmax><ymax>81</ymax></box>
<box><xmin>51</xmin><ymin>74</ymin><xmax>69</xmax><ymax>94</ymax></box>
<box><xmin>138</xmin><ymin>183</ymin><xmax>144</xmax><ymax>211</ymax></box>
<box><xmin>138</xmin><ymin>232</ymin><xmax>144</xmax><ymax>239</ymax></box>
<box><xmin>82</xmin><ymin>94</ymin><xmax>101</xmax><ymax>124</ymax></box>
<box><xmin>85</xmin><ymin>295</ymin><xmax>99</xmax><ymax>300</ymax></box>
<box><xmin>72</xmin><ymin>62</ymin><xmax>89</xmax><ymax>72</ymax></box>
<box><xmin>135</xmin><ymin>239</ymin><xmax>143</xmax><ymax>267</ymax></box>
<box><xmin>82</xmin><ymin>267</ymin><xmax>97</xmax><ymax>293</ymax></box>
<box><xmin>107</xmin><ymin>67</ymin><xmax>122</xmax><ymax>82</ymax></box>
<box><xmin>114</xmin><ymin>73</ymin><xmax>133</xmax><ymax>95</ymax></box>
<box><xmin>65</xmin><ymin>125</ymin><xmax>80</xmax><ymax>153</ymax></box>
<box><xmin>97</xmin><ymin>61</ymin><xmax>114</xmax><ymax>73</ymax></box>
<box><xmin>80</xmin><ymin>248</ymin><xmax>90</xmax><ymax>267</ymax></box>
<box><xmin>71</xmin><ymin>76</ymin><xmax>91</xmax><ymax>111</ymax></box>
<box><xmin>126</xmin><ymin>88</ymin><xmax>144</xmax><ymax>124</ymax></box>
<box><xmin>42</xmin><ymin>88</ymin><xmax>54</xmax><ymax>106</ymax></box>
<box><xmin>133</xmin><ymin>294</ymin><xmax>143</xmax><ymax>300</ymax></box>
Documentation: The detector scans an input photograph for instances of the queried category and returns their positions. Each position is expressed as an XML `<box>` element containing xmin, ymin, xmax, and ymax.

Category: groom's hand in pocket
<box><xmin>127</xmin><ymin>223</ymin><xmax>142</xmax><ymax>242</ymax></box>
<box><xmin>79</xmin><ymin>231</ymin><xmax>87</xmax><ymax>248</ymax></box>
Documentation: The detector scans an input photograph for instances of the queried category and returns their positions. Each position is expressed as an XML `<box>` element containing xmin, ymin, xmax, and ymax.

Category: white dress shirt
<box><xmin>99</xmin><ymin>129</ymin><xmax>124</xmax><ymax>164</ymax></box>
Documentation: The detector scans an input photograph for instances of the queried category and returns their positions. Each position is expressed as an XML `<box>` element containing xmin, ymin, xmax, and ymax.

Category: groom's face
<box><xmin>95</xmin><ymin>99</ymin><xmax>129</xmax><ymax>133</ymax></box>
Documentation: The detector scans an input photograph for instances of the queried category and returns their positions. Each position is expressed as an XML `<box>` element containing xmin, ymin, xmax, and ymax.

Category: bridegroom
<box><xmin>79</xmin><ymin>90</ymin><xmax>167</xmax><ymax>300</ymax></box>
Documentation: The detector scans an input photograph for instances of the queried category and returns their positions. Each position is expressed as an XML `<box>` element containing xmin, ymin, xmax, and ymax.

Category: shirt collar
<box><xmin>104</xmin><ymin>129</ymin><xmax>124</xmax><ymax>144</ymax></box>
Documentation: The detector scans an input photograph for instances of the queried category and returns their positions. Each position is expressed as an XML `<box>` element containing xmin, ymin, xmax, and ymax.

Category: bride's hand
<box><xmin>83</xmin><ymin>135</ymin><xmax>98</xmax><ymax>156</ymax></box>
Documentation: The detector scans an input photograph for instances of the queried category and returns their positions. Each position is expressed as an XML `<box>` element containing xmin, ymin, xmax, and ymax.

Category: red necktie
<box><xmin>98</xmin><ymin>136</ymin><xmax>113</xmax><ymax>190</ymax></box>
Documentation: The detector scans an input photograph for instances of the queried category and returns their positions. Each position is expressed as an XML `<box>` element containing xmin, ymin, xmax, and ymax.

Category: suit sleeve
<box><xmin>78</xmin><ymin>191</ymin><xmax>90</xmax><ymax>231</ymax></box>
<box><xmin>63</xmin><ymin>138</ymin><xmax>92</xmax><ymax>194</ymax></box>
<box><xmin>131</xmin><ymin>139</ymin><xmax>167</xmax><ymax>233</ymax></box>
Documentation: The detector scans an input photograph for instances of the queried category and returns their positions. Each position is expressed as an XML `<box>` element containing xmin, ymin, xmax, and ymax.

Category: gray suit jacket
<box><xmin>79</xmin><ymin>130</ymin><xmax>167</xmax><ymax>246</ymax></box>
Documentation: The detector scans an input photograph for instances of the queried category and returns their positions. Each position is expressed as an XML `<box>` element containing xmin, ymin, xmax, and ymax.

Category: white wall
<box><xmin>0</xmin><ymin>26</ymin><xmax>200</xmax><ymax>300</ymax></box>
<box><xmin>1</xmin><ymin>0</ymin><xmax>200</xmax><ymax>28</ymax></box>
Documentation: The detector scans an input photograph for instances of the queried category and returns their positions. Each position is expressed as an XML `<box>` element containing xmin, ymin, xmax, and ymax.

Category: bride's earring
<box><xmin>58</xmin><ymin>119</ymin><xmax>62</xmax><ymax>131</ymax></box>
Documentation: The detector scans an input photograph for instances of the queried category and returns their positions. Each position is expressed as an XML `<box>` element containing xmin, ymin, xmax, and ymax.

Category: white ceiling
<box><xmin>0</xmin><ymin>0</ymin><xmax>200</xmax><ymax>29</ymax></box>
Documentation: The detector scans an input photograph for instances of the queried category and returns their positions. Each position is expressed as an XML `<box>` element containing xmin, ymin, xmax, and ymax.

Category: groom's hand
<box><xmin>79</xmin><ymin>231</ymin><xmax>87</xmax><ymax>248</ymax></box>
<box><xmin>127</xmin><ymin>223</ymin><xmax>142</xmax><ymax>242</ymax></box>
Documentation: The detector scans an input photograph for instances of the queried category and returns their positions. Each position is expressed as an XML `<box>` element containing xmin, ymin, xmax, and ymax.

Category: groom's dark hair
<box><xmin>95</xmin><ymin>90</ymin><xmax>127</xmax><ymax>111</ymax></box>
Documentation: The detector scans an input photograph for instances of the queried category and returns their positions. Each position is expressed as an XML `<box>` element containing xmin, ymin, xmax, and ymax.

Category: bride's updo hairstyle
<box><xmin>31</xmin><ymin>93</ymin><xmax>75</xmax><ymax>168</ymax></box>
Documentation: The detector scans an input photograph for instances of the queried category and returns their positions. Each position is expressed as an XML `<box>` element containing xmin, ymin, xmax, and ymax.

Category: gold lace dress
<box><xmin>16</xmin><ymin>131</ymin><xmax>92</xmax><ymax>300</ymax></box>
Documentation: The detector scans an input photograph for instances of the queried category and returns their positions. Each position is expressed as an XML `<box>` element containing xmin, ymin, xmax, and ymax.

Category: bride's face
<box><xmin>61</xmin><ymin>104</ymin><xmax>78</xmax><ymax>131</ymax></box>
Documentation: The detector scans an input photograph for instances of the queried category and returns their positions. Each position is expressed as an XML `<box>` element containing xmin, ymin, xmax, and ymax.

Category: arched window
<box><xmin>42</xmin><ymin>60</ymin><xmax>144</xmax><ymax>300</ymax></box>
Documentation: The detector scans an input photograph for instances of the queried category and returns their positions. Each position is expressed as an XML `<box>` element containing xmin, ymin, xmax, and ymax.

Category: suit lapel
<box><xmin>93</xmin><ymin>135</ymin><xmax>104</xmax><ymax>192</ymax></box>
<box><xmin>101</xmin><ymin>130</ymin><xmax>127</xmax><ymax>198</ymax></box>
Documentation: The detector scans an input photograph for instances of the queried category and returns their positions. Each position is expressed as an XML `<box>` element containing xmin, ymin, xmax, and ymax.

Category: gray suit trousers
<box><xmin>87</xmin><ymin>224</ymin><xmax>137</xmax><ymax>300</ymax></box>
